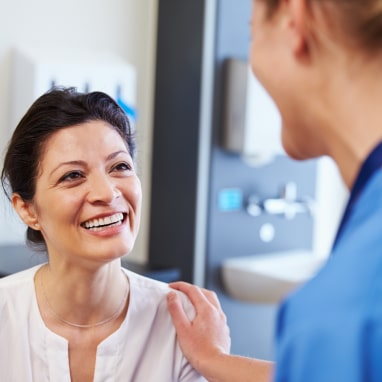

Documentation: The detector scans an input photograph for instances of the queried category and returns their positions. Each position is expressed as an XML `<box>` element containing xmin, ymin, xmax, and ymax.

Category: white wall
<box><xmin>0</xmin><ymin>0</ymin><xmax>158</xmax><ymax>263</ymax></box>
<box><xmin>313</xmin><ymin>156</ymin><xmax>348</xmax><ymax>257</ymax></box>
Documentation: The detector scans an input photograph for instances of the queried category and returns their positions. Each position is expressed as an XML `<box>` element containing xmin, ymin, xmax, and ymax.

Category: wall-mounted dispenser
<box><xmin>10</xmin><ymin>45</ymin><xmax>137</xmax><ymax>134</ymax></box>
<box><xmin>222</xmin><ymin>58</ymin><xmax>283</xmax><ymax>166</ymax></box>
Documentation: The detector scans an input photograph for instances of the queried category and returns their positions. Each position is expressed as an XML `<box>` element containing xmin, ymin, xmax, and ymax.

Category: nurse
<box><xmin>0</xmin><ymin>88</ymin><xmax>205</xmax><ymax>381</ymax></box>
<box><xmin>167</xmin><ymin>0</ymin><xmax>382</xmax><ymax>381</ymax></box>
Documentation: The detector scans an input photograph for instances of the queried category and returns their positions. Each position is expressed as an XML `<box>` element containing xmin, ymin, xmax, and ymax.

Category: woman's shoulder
<box><xmin>123</xmin><ymin>267</ymin><xmax>169</xmax><ymax>294</ymax></box>
<box><xmin>0</xmin><ymin>265</ymin><xmax>42</xmax><ymax>291</ymax></box>
<box><xmin>123</xmin><ymin>268</ymin><xmax>196</xmax><ymax>319</ymax></box>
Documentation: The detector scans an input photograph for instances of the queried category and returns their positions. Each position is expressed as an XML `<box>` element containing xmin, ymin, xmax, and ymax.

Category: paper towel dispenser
<box><xmin>222</xmin><ymin>58</ymin><xmax>283</xmax><ymax>166</ymax></box>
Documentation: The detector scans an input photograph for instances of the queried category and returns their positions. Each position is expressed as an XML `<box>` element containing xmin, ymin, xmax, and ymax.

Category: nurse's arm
<box><xmin>167</xmin><ymin>281</ymin><xmax>273</xmax><ymax>382</ymax></box>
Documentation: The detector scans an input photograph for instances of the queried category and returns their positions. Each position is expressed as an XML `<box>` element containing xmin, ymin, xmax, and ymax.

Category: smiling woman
<box><xmin>0</xmin><ymin>88</ymin><xmax>205</xmax><ymax>382</ymax></box>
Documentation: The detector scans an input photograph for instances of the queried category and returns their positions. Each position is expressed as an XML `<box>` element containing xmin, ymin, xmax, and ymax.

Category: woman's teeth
<box><xmin>83</xmin><ymin>212</ymin><xmax>124</xmax><ymax>230</ymax></box>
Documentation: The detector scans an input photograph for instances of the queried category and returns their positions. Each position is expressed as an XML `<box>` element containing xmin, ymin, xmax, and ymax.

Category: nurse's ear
<box><xmin>284</xmin><ymin>0</ymin><xmax>310</xmax><ymax>57</ymax></box>
<box><xmin>12</xmin><ymin>193</ymin><xmax>40</xmax><ymax>230</ymax></box>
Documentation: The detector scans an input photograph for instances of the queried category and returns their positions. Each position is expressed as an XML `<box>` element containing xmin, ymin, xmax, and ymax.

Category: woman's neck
<box><xmin>36</xmin><ymin>260</ymin><xmax>129</xmax><ymax>329</ymax></box>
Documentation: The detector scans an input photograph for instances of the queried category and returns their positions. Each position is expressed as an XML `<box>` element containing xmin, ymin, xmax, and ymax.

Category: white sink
<box><xmin>221</xmin><ymin>250</ymin><xmax>327</xmax><ymax>304</ymax></box>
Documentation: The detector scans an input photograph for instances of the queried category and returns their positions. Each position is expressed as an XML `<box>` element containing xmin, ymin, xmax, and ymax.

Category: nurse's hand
<box><xmin>168</xmin><ymin>282</ymin><xmax>273</xmax><ymax>382</ymax></box>
<box><xmin>167</xmin><ymin>282</ymin><xmax>231</xmax><ymax>379</ymax></box>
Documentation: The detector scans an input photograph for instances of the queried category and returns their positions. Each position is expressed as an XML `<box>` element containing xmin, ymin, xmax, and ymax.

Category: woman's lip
<box><xmin>81</xmin><ymin>213</ymin><xmax>128</xmax><ymax>236</ymax></box>
<box><xmin>80</xmin><ymin>213</ymin><xmax>128</xmax><ymax>231</ymax></box>
<box><xmin>81</xmin><ymin>211</ymin><xmax>126</xmax><ymax>222</ymax></box>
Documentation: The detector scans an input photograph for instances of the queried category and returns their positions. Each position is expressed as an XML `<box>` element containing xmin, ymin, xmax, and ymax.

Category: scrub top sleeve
<box><xmin>274</xmin><ymin>312</ymin><xmax>367</xmax><ymax>382</ymax></box>
<box><xmin>366</xmin><ymin>322</ymin><xmax>382</xmax><ymax>382</ymax></box>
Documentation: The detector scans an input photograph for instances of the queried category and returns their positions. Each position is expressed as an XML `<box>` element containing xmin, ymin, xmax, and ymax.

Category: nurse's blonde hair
<box><xmin>263</xmin><ymin>0</ymin><xmax>382</xmax><ymax>52</ymax></box>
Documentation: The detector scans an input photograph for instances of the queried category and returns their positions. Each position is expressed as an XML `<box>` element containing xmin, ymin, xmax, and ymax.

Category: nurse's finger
<box><xmin>169</xmin><ymin>281</ymin><xmax>222</xmax><ymax>311</ymax></box>
<box><xmin>167</xmin><ymin>290</ymin><xmax>192</xmax><ymax>328</ymax></box>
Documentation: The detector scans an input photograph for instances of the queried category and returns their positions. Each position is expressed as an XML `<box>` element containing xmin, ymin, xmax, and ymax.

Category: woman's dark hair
<box><xmin>1</xmin><ymin>87</ymin><xmax>136</xmax><ymax>250</ymax></box>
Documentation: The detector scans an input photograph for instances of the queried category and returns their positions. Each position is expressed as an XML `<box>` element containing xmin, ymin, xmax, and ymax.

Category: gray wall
<box><xmin>205</xmin><ymin>0</ymin><xmax>317</xmax><ymax>360</ymax></box>
<box><xmin>149</xmin><ymin>0</ymin><xmax>317</xmax><ymax>360</ymax></box>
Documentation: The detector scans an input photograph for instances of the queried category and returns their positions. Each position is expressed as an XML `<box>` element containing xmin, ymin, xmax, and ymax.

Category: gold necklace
<box><xmin>40</xmin><ymin>267</ymin><xmax>129</xmax><ymax>329</ymax></box>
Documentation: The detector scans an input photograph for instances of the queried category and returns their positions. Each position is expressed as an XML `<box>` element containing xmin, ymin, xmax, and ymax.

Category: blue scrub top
<box><xmin>274</xmin><ymin>145</ymin><xmax>382</xmax><ymax>382</ymax></box>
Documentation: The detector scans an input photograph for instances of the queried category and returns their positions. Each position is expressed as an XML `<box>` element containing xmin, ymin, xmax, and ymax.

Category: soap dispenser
<box><xmin>221</xmin><ymin>58</ymin><xmax>283</xmax><ymax>166</ymax></box>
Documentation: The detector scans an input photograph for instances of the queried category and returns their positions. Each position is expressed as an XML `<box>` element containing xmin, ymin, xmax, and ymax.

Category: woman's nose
<box><xmin>87</xmin><ymin>175</ymin><xmax>121</xmax><ymax>204</ymax></box>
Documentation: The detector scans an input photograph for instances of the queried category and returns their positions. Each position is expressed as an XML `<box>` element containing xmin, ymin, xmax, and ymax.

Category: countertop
<box><xmin>0</xmin><ymin>244</ymin><xmax>180</xmax><ymax>282</ymax></box>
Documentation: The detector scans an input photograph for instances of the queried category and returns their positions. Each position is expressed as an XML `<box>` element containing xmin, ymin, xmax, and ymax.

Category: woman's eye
<box><xmin>112</xmin><ymin>162</ymin><xmax>132</xmax><ymax>172</ymax></box>
<box><xmin>59</xmin><ymin>171</ymin><xmax>84</xmax><ymax>182</ymax></box>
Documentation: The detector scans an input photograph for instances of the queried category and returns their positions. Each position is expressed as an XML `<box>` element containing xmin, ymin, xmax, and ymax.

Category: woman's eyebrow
<box><xmin>49</xmin><ymin>160</ymin><xmax>87</xmax><ymax>177</ymax></box>
<box><xmin>49</xmin><ymin>151</ymin><xmax>130</xmax><ymax>177</ymax></box>
<box><xmin>106</xmin><ymin>150</ymin><xmax>129</xmax><ymax>161</ymax></box>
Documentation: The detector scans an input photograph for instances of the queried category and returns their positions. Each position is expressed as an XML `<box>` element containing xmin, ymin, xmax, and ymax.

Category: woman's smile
<box><xmin>81</xmin><ymin>212</ymin><xmax>125</xmax><ymax>230</ymax></box>
<box><xmin>80</xmin><ymin>212</ymin><xmax>129</xmax><ymax>237</ymax></box>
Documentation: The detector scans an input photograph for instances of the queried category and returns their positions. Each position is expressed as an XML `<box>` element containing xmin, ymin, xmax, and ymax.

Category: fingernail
<box><xmin>167</xmin><ymin>291</ymin><xmax>176</xmax><ymax>301</ymax></box>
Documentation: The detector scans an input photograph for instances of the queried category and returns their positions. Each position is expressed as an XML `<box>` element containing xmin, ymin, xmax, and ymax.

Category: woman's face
<box><xmin>30</xmin><ymin>120</ymin><xmax>142</xmax><ymax>265</ymax></box>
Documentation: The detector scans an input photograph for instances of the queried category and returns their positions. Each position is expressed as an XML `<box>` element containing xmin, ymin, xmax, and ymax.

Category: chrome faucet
<box><xmin>246</xmin><ymin>182</ymin><xmax>315</xmax><ymax>219</ymax></box>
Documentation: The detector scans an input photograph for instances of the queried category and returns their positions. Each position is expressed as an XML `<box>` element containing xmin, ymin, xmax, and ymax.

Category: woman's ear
<box><xmin>11</xmin><ymin>193</ymin><xmax>40</xmax><ymax>230</ymax></box>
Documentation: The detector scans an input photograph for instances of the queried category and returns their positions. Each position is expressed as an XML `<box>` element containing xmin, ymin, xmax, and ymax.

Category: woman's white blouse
<box><xmin>0</xmin><ymin>265</ymin><xmax>205</xmax><ymax>382</ymax></box>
